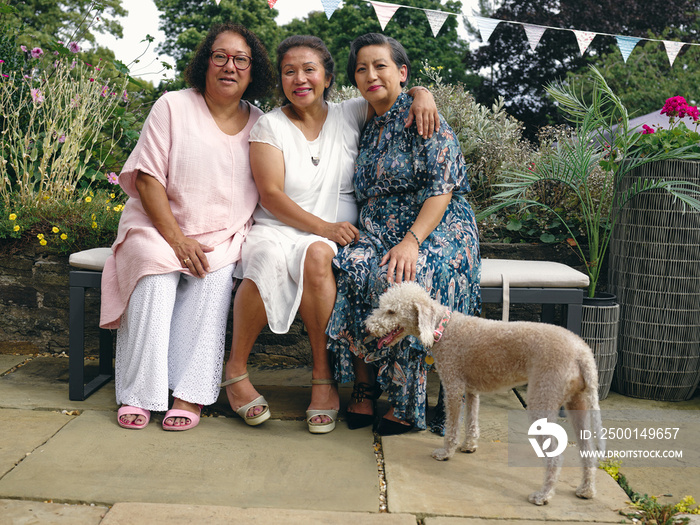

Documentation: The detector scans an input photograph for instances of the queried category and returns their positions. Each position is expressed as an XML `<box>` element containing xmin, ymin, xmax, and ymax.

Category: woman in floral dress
<box><xmin>327</xmin><ymin>33</ymin><xmax>481</xmax><ymax>435</ymax></box>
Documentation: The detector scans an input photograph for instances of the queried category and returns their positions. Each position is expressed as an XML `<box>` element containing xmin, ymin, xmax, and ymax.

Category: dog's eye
<box><xmin>387</xmin><ymin>309</ymin><xmax>395</xmax><ymax>315</ymax></box>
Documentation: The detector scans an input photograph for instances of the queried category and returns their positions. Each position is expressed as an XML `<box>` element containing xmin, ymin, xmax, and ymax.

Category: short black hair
<box><xmin>276</xmin><ymin>35</ymin><xmax>335</xmax><ymax>105</ymax></box>
<box><xmin>346</xmin><ymin>33</ymin><xmax>411</xmax><ymax>88</ymax></box>
<box><xmin>184</xmin><ymin>22</ymin><xmax>274</xmax><ymax>101</ymax></box>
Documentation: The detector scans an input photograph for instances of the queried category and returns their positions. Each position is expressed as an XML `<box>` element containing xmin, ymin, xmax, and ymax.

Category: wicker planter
<box><xmin>580</xmin><ymin>293</ymin><xmax>619</xmax><ymax>401</ymax></box>
<box><xmin>609</xmin><ymin>160</ymin><xmax>700</xmax><ymax>401</ymax></box>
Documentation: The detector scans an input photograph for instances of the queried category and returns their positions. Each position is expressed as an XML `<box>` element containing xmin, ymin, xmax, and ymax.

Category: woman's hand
<box><xmin>172</xmin><ymin>237</ymin><xmax>214</xmax><ymax>278</ymax></box>
<box><xmin>405</xmin><ymin>87</ymin><xmax>440</xmax><ymax>139</ymax></box>
<box><xmin>135</xmin><ymin>171</ymin><xmax>213</xmax><ymax>278</ymax></box>
<box><xmin>321</xmin><ymin>221</ymin><xmax>360</xmax><ymax>247</ymax></box>
<box><xmin>380</xmin><ymin>237</ymin><xmax>419</xmax><ymax>284</ymax></box>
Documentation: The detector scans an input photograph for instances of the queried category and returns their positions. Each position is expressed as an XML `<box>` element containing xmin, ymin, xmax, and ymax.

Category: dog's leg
<box><xmin>567</xmin><ymin>392</ymin><xmax>596</xmax><ymax>500</ymax></box>
<box><xmin>460</xmin><ymin>393</ymin><xmax>479</xmax><ymax>453</ymax></box>
<box><xmin>431</xmin><ymin>381</ymin><xmax>463</xmax><ymax>461</ymax></box>
<box><xmin>527</xmin><ymin>407</ymin><xmax>562</xmax><ymax>506</ymax></box>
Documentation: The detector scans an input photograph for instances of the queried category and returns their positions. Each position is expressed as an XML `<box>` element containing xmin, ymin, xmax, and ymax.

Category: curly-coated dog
<box><xmin>365</xmin><ymin>281</ymin><xmax>604</xmax><ymax>505</ymax></box>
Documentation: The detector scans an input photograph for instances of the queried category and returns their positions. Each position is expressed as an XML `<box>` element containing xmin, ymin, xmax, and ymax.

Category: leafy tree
<box><xmin>467</xmin><ymin>0</ymin><xmax>700</xmax><ymax>139</ymax></box>
<box><xmin>154</xmin><ymin>0</ymin><xmax>282</xmax><ymax>74</ymax></box>
<box><xmin>2</xmin><ymin>0</ymin><xmax>126</xmax><ymax>49</ymax></box>
<box><xmin>282</xmin><ymin>0</ymin><xmax>476</xmax><ymax>88</ymax></box>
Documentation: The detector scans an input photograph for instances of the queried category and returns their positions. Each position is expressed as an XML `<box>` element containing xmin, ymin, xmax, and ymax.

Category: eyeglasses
<box><xmin>210</xmin><ymin>52</ymin><xmax>252</xmax><ymax>70</ymax></box>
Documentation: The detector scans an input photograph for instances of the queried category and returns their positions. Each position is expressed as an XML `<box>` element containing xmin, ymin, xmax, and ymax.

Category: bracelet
<box><xmin>407</xmin><ymin>228</ymin><xmax>421</xmax><ymax>245</ymax></box>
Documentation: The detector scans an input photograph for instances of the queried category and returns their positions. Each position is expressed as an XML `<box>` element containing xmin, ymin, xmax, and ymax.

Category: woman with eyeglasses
<box><xmin>100</xmin><ymin>23</ymin><xmax>274</xmax><ymax>431</ymax></box>
<box><xmin>221</xmin><ymin>35</ymin><xmax>439</xmax><ymax>433</ymax></box>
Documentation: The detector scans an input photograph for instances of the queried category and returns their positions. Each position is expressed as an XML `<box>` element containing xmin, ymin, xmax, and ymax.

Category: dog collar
<box><xmin>433</xmin><ymin>311</ymin><xmax>451</xmax><ymax>343</ymax></box>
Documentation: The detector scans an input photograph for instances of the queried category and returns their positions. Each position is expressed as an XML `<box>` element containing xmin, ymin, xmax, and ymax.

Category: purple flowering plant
<box><xmin>634</xmin><ymin>96</ymin><xmax>700</xmax><ymax>156</ymax></box>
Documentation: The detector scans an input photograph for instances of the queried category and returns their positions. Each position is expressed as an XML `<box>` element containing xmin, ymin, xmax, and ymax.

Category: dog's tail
<box><xmin>580</xmin><ymin>354</ymin><xmax>605</xmax><ymax>454</ymax></box>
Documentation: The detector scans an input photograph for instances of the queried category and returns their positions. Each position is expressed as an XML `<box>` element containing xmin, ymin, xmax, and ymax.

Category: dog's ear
<box><xmin>415</xmin><ymin>299</ymin><xmax>437</xmax><ymax>347</ymax></box>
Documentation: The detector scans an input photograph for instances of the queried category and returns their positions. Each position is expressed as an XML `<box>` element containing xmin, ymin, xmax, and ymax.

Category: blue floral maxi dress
<box><xmin>327</xmin><ymin>93</ymin><xmax>481</xmax><ymax>429</ymax></box>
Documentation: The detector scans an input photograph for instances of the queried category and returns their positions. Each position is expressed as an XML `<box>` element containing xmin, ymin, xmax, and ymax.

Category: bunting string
<box><xmin>241</xmin><ymin>0</ymin><xmax>700</xmax><ymax>67</ymax></box>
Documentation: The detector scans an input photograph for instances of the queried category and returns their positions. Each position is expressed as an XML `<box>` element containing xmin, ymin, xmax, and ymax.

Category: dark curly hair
<box><xmin>276</xmin><ymin>35</ymin><xmax>335</xmax><ymax>105</ymax></box>
<box><xmin>346</xmin><ymin>33</ymin><xmax>411</xmax><ymax>88</ymax></box>
<box><xmin>184</xmin><ymin>22</ymin><xmax>274</xmax><ymax>101</ymax></box>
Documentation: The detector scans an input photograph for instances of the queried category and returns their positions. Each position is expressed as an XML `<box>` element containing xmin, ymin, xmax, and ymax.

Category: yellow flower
<box><xmin>13</xmin><ymin>225</ymin><xmax>20</xmax><ymax>232</ymax></box>
<box><xmin>9</xmin><ymin>213</ymin><xmax>16</xmax><ymax>221</ymax></box>
<box><xmin>113</xmin><ymin>204</ymin><xmax>124</xmax><ymax>212</ymax></box>
<box><xmin>60</xmin><ymin>233</ymin><xmax>67</xmax><ymax>240</ymax></box>
<box><xmin>91</xmin><ymin>222</ymin><xmax>98</xmax><ymax>229</ymax></box>
<box><xmin>85</xmin><ymin>196</ymin><xmax>92</xmax><ymax>203</ymax></box>
<box><xmin>52</xmin><ymin>226</ymin><xmax>59</xmax><ymax>233</ymax></box>
<box><xmin>37</xmin><ymin>233</ymin><xmax>44</xmax><ymax>240</ymax></box>
<box><xmin>110</xmin><ymin>193</ymin><xmax>115</xmax><ymax>199</ymax></box>
<box><xmin>39</xmin><ymin>239</ymin><xmax>47</xmax><ymax>246</ymax></box>
<box><xmin>91</xmin><ymin>214</ymin><xmax>96</xmax><ymax>221</ymax></box>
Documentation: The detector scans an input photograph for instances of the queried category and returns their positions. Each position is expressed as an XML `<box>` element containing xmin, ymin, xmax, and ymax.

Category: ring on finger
<box><xmin>183</xmin><ymin>258</ymin><xmax>191</xmax><ymax>265</ymax></box>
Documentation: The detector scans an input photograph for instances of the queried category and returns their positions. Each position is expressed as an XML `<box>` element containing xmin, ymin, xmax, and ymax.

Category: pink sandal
<box><xmin>162</xmin><ymin>404</ymin><xmax>203</xmax><ymax>431</ymax></box>
<box><xmin>117</xmin><ymin>406</ymin><xmax>151</xmax><ymax>429</ymax></box>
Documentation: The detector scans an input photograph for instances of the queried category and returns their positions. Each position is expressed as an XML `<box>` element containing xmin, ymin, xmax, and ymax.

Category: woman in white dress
<box><xmin>221</xmin><ymin>35</ymin><xmax>438</xmax><ymax>433</ymax></box>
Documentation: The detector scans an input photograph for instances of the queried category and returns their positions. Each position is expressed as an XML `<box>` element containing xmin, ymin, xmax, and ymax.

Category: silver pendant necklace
<box><xmin>289</xmin><ymin>105</ymin><xmax>325</xmax><ymax>167</ymax></box>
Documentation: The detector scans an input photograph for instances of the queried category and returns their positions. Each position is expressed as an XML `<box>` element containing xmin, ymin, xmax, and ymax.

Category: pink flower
<box><xmin>106</xmin><ymin>172</ymin><xmax>119</xmax><ymax>184</ymax></box>
<box><xmin>641</xmin><ymin>124</ymin><xmax>655</xmax><ymax>135</ymax></box>
<box><xmin>58</xmin><ymin>134</ymin><xmax>66</xmax><ymax>143</ymax></box>
<box><xmin>20</xmin><ymin>45</ymin><xmax>27</xmax><ymax>52</ymax></box>
<box><xmin>30</xmin><ymin>47</ymin><xmax>43</xmax><ymax>59</ymax></box>
<box><xmin>68</xmin><ymin>42</ymin><xmax>81</xmax><ymax>53</ymax></box>
<box><xmin>121</xmin><ymin>90</ymin><xmax>128</xmax><ymax>103</ymax></box>
<box><xmin>0</xmin><ymin>60</ymin><xmax>4</xmax><ymax>64</ymax></box>
<box><xmin>30</xmin><ymin>88</ymin><xmax>44</xmax><ymax>105</ymax></box>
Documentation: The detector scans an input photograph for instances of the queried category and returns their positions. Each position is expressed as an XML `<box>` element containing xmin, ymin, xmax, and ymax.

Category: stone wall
<box><xmin>0</xmin><ymin>243</ymin><xmax>598</xmax><ymax>363</ymax></box>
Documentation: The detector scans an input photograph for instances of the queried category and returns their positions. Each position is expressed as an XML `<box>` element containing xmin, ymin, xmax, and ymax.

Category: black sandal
<box><xmin>346</xmin><ymin>382</ymin><xmax>381</xmax><ymax>430</ymax></box>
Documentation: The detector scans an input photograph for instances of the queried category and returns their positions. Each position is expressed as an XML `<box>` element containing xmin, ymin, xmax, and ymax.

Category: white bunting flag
<box><xmin>214</xmin><ymin>0</ymin><xmax>220</xmax><ymax>4</ymax></box>
<box><xmin>663</xmin><ymin>40</ymin><xmax>685</xmax><ymax>66</ymax></box>
<box><xmin>615</xmin><ymin>35</ymin><xmax>641</xmax><ymax>63</ymax></box>
<box><xmin>523</xmin><ymin>24</ymin><xmax>546</xmax><ymax>51</ymax></box>
<box><xmin>371</xmin><ymin>1</ymin><xmax>401</xmax><ymax>30</ymax></box>
<box><xmin>425</xmin><ymin>9</ymin><xmax>450</xmax><ymax>37</ymax></box>
<box><xmin>573</xmin><ymin>30</ymin><xmax>596</xmax><ymax>55</ymax></box>
<box><xmin>321</xmin><ymin>0</ymin><xmax>342</xmax><ymax>19</ymax></box>
<box><xmin>472</xmin><ymin>17</ymin><xmax>501</xmax><ymax>43</ymax></box>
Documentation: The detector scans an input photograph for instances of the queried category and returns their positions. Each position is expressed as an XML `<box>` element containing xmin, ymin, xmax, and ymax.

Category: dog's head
<box><xmin>365</xmin><ymin>282</ymin><xmax>444</xmax><ymax>348</ymax></box>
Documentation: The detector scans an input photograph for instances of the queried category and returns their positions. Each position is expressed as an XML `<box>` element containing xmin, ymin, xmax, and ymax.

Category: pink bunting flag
<box><xmin>573</xmin><ymin>30</ymin><xmax>596</xmax><ymax>56</ymax></box>
<box><xmin>371</xmin><ymin>1</ymin><xmax>401</xmax><ymax>30</ymax></box>
<box><xmin>267</xmin><ymin>0</ymin><xmax>277</xmax><ymax>8</ymax></box>
<box><xmin>472</xmin><ymin>16</ymin><xmax>501</xmax><ymax>43</ymax></box>
<box><xmin>425</xmin><ymin>10</ymin><xmax>450</xmax><ymax>37</ymax></box>
<box><xmin>321</xmin><ymin>0</ymin><xmax>342</xmax><ymax>19</ymax></box>
<box><xmin>615</xmin><ymin>35</ymin><xmax>641</xmax><ymax>63</ymax></box>
<box><xmin>523</xmin><ymin>24</ymin><xmax>546</xmax><ymax>51</ymax></box>
<box><xmin>663</xmin><ymin>40</ymin><xmax>685</xmax><ymax>66</ymax></box>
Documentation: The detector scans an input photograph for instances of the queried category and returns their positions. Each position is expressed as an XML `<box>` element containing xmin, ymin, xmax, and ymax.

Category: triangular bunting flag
<box><xmin>267</xmin><ymin>0</ymin><xmax>277</xmax><ymax>8</ymax></box>
<box><xmin>523</xmin><ymin>24</ymin><xmax>546</xmax><ymax>51</ymax></box>
<box><xmin>573</xmin><ymin>30</ymin><xmax>596</xmax><ymax>55</ymax></box>
<box><xmin>473</xmin><ymin>16</ymin><xmax>501</xmax><ymax>43</ymax></box>
<box><xmin>425</xmin><ymin>10</ymin><xmax>449</xmax><ymax>37</ymax></box>
<box><xmin>663</xmin><ymin>40</ymin><xmax>685</xmax><ymax>66</ymax></box>
<box><xmin>371</xmin><ymin>1</ymin><xmax>400</xmax><ymax>30</ymax></box>
<box><xmin>321</xmin><ymin>0</ymin><xmax>342</xmax><ymax>19</ymax></box>
<box><xmin>214</xmin><ymin>0</ymin><xmax>220</xmax><ymax>4</ymax></box>
<box><xmin>615</xmin><ymin>35</ymin><xmax>641</xmax><ymax>63</ymax></box>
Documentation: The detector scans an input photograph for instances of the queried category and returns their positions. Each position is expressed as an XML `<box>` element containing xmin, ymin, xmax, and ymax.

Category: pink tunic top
<box><xmin>100</xmin><ymin>89</ymin><xmax>262</xmax><ymax>329</ymax></box>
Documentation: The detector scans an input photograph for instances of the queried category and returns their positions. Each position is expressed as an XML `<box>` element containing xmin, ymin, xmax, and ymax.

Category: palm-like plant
<box><xmin>479</xmin><ymin>66</ymin><xmax>700</xmax><ymax>298</ymax></box>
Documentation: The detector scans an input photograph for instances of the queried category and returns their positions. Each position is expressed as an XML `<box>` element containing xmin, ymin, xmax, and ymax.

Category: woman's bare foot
<box><xmin>308</xmin><ymin>380</ymin><xmax>340</xmax><ymax>424</ymax></box>
<box><xmin>223</xmin><ymin>372</ymin><xmax>266</xmax><ymax>418</ymax></box>
<box><xmin>119</xmin><ymin>408</ymin><xmax>147</xmax><ymax>426</ymax></box>
<box><xmin>163</xmin><ymin>398</ymin><xmax>201</xmax><ymax>427</ymax></box>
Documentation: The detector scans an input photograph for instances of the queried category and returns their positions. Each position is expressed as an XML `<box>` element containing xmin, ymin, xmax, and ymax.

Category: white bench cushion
<box><xmin>69</xmin><ymin>247</ymin><xmax>113</xmax><ymax>271</ymax></box>
<box><xmin>481</xmin><ymin>258</ymin><xmax>589</xmax><ymax>288</ymax></box>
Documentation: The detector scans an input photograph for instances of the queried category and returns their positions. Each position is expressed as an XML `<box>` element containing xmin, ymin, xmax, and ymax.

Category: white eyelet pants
<box><xmin>115</xmin><ymin>264</ymin><xmax>235</xmax><ymax>412</ymax></box>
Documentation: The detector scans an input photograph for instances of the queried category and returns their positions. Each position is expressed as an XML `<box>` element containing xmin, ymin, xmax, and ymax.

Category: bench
<box><xmin>67</xmin><ymin>250</ymin><xmax>589</xmax><ymax>400</ymax></box>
